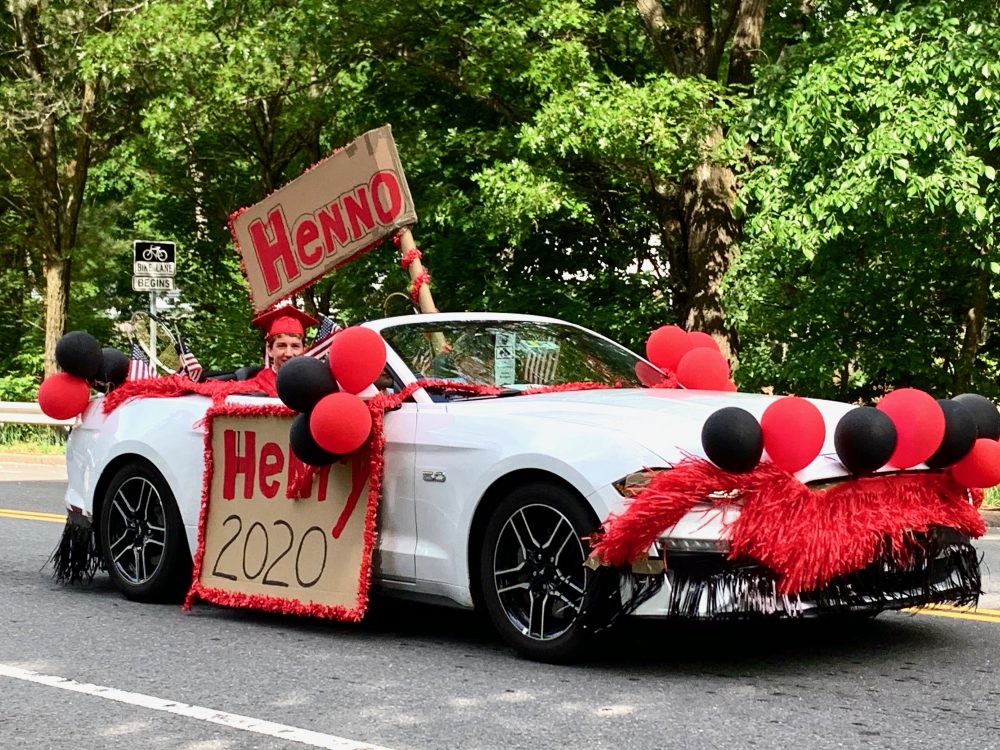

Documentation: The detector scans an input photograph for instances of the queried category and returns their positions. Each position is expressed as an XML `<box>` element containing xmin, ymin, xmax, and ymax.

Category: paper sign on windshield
<box><xmin>230</xmin><ymin>125</ymin><xmax>417</xmax><ymax>313</ymax></box>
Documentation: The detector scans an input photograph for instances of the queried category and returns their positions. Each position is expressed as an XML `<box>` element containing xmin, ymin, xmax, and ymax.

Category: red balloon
<box><xmin>721</xmin><ymin>379</ymin><xmax>738</xmax><ymax>392</ymax></box>
<box><xmin>37</xmin><ymin>373</ymin><xmax>90</xmax><ymax>420</ymax></box>
<box><xmin>687</xmin><ymin>331</ymin><xmax>721</xmax><ymax>353</ymax></box>
<box><xmin>876</xmin><ymin>388</ymin><xmax>946</xmax><ymax>469</ymax></box>
<box><xmin>950</xmin><ymin>438</ymin><xmax>1000</xmax><ymax>488</ymax></box>
<box><xmin>761</xmin><ymin>396</ymin><xmax>825</xmax><ymax>473</ymax></box>
<box><xmin>328</xmin><ymin>327</ymin><xmax>387</xmax><ymax>394</ymax></box>
<box><xmin>645</xmin><ymin>325</ymin><xmax>691</xmax><ymax>372</ymax></box>
<box><xmin>309</xmin><ymin>392</ymin><xmax>372</xmax><ymax>455</ymax></box>
<box><xmin>676</xmin><ymin>348</ymin><xmax>730</xmax><ymax>390</ymax></box>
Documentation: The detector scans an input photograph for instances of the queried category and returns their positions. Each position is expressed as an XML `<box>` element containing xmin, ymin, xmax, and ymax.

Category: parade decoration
<box><xmin>328</xmin><ymin>326</ymin><xmax>387</xmax><ymax>394</ymax></box>
<box><xmin>926</xmin><ymin>399</ymin><xmax>978</xmax><ymax>468</ymax></box>
<box><xmin>95</xmin><ymin>347</ymin><xmax>130</xmax><ymax>390</ymax></box>
<box><xmin>701</xmin><ymin>407</ymin><xmax>763</xmax><ymax>473</ymax></box>
<box><xmin>950</xmin><ymin>438</ymin><xmax>1000</xmax><ymax>490</ymax></box>
<box><xmin>760</xmin><ymin>396</ymin><xmax>825</xmax><ymax>473</ymax></box>
<box><xmin>37</xmin><ymin>372</ymin><xmax>90</xmax><ymax>420</ymax></box>
<box><xmin>55</xmin><ymin>331</ymin><xmax>103</xmax><ymax>380</ymax></box>
<box><xmin>184</xmin><ymin>405</ymin><xmax>377</xmax><ymax>622</ymax></box>
<box><xmin>876</xmin><ymin>388</ymin><xmax>945</xmax><ymax>469</ymax></box>
<box><xmin>310</xmin><ymin>392</ymin><xmax>373</xmax><ymax>455</ymax></box>
<box><xmin>676</xmin><ymin>347</ymin><xmax>731</xmax><ymax>390</ymax></box>
<box><xmin>952</xmin><ymin>393</ymin><xmax>1000</xmax><ymax>440</ymax></box>
<box><xmin>590</xmin><ymin>457</ymin><xmax>984</xmax><ymax>597</ymax></box>
<box><xmin>646</xmin><ymin>325</ymin><xmax>691</xmax><ymax>372</ymax></box>
<box><xmin>834</xmin><ymin>407</ymin><xmax>898</xmax><ymax>476</ymax></box>
<box><xmin>289</xmin><ymin>412</ymin><xmax>339</xmax><ymax>466</ymax></box>
<box><xmin>229</xmin><ymin>125</ymin><xmax>417</xmax><ymax>314</ymax></box>
<box><xmin>644</xmin><ymin>324</ymin><xmax>733</xmax><ymax>391</ymax></box>
<box><xmin>275</xmin><ymin>356</ymin><xmax>338</xmax><ymax>413</ymax></box>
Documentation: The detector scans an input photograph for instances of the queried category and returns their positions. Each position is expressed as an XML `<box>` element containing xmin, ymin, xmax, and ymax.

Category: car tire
<box><xmin>479</xmin><ymin>481</ymin><xmax>608</xmax><ymax>663</ymax></box>
<box><xmin>99</xmin><ymin>461</ymin><xmax>192</xmax><ymax>603</ymax></box>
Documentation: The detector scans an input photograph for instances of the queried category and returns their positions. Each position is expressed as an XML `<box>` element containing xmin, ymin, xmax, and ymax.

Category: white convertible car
<box><xmin>61</xmin><ymin>313</ymin><xmax>982</xmax><ymax>661</ymax></box>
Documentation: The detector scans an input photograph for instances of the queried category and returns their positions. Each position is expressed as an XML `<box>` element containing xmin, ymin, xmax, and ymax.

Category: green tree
<box><xmin>730</xmin><ymin>0</ymin><xmax>1000</xmax><ymax>400</ymax></box>
<box><xmin>0</xmin><ymin>0</ymin><xmax>140</xmax><ymax>375</ymax></box>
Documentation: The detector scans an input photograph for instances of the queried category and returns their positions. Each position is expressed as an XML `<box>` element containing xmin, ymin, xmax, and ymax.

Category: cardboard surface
<box><xmin>231</xmin><ymin>125</ymin><xmax>417</xmax><ymax>312</ymax></box>
<box><xmin>199</xmin><ymin>414</ymin><xmax>371</xmax><ymax>612</ymax></box>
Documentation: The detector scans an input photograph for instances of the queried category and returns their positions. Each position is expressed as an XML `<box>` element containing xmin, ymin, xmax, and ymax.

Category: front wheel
<box><xmin>479</xmin><ymin>482</ymin><xmax>607</xmax><ymax>662</ymax></box>
<box><xmin>99</xmin><ymin>461</ymin><xmax>192</xmax><ymax>602</ymax></box>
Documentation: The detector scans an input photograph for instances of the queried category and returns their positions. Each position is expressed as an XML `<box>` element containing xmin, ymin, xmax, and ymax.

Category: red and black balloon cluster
<box><xmin>37</xmin><ymin>332</ymin><xmax>130</xmax><ymax>420</ymax></box>
<box><xmin>701</xmin><ymin>389</ymin><xmax>1000</xmax><ymax>488</ymax></box>
<box><xmin>645</xmin><ymin>325</ymin><xmax>736</xmax><ymax>391</ymax></box>
<box><xmin>277</xmin><ymin>327</ymin><xmax>386</xmax><ymax>466</ymax></box>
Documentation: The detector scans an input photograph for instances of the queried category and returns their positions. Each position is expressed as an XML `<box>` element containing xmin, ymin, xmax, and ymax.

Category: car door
<box><xmin>375</xmin><ymin>401</ymin><xmax>418</xmax><ymax>580</ymax></box>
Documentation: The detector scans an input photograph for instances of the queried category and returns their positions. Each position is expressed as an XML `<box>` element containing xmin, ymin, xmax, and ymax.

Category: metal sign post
<box><xmin>133</xmin><ymin>240</ymin><xmax>178</xmax><ymax>370</ymax></box>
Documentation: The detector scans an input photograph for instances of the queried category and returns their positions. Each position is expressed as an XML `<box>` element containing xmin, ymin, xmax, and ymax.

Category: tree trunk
<box><xmin>680</xmin><ymin>129</ymin><xmax>739</xmax><ymax>360</ymax></box>
<box><xmin>955</xmin><ymin>260</ymin><xmax>990</xmax><ymax>392</ymax></box>
<box><xmin>12</xmin><ymin>3</ymin><xmax>102</xmax><ymax>376</ymax></box>
<box><xmin>635</xmin><ymin>0</ymin><xmax>769</xmax><ymax>364</ymax></box>
<box><xmin>43</xmin><ymin>258</ymin><xmax>71</xmax><ymax>375</ymax></box>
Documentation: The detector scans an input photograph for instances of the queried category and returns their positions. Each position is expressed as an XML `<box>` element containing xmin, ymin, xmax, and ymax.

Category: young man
<box><xmin>247</xmin><ymin>305</ymin><xmax>319</xmax><ymax>397</ymax></box>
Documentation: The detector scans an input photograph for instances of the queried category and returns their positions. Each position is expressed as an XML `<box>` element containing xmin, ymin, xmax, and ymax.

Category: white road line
<box><xmin>0</xmin><ymin>663</ymin><xmax>393</xmax><ymax>750</ymax></box>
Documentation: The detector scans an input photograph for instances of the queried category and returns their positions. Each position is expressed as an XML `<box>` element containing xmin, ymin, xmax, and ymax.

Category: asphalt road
<box><xmin>3</xmin><ymin>463</ymin><xmax>1000</xmax><ymax>750</ymax></box>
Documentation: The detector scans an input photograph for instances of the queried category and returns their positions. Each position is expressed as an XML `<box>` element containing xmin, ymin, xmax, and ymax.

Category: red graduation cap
<box><xmin>251</xmin><ymin>305</ymin><xmax>319</xmax><ymax>338</ymax></box>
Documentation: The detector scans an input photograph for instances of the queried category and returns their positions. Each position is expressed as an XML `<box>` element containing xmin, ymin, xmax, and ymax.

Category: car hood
<box><xmin>450</xmin><ymin>388</ymin><xmax>858</xmax><ymax>482</ymax></box>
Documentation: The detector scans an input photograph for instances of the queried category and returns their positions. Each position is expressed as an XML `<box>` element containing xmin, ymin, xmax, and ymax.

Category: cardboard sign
<box><xmin>196</xmin><ymin>413</ymin><xmax>373</xmax><ymax>617</ymax></box>
<box><xmin>230</xmin><ymin>125</ymin><xmax>417</xmax><ymax>313</ymax></box>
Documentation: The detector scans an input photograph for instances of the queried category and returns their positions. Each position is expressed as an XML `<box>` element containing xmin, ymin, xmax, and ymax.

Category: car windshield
<box><xmin>380</xmin><ymin>320</ymin><xmax>666</xmax><ymax>389</ymax></box>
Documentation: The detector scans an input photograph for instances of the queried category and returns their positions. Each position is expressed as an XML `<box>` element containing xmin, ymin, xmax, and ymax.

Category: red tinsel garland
<box><xmin>102</xmin><ymin>375</ymin><xmax>261</xmax><ymax>414</ymax></box>
<box><xmin>399</xmin><ymin>247</ymin><xmax>422</xmax><ymax>268</ymax></box>
<box><xmin>591</xmin><ymin>457</ymin><xmax>985</xmax><ymax>595</ymax></box>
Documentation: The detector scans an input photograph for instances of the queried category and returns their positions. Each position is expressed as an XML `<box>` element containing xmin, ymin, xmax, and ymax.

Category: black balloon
<box><xmin>701</xmin><ymin>407</ymin><xmax>764</xmax><ymax>473</ymax></box>
<box><xmin>925</xmin><ymin>399</ymin><xmax>978</xmax><ymax>468</ymax></box>
<box><xmin>289</xmin><ymin>413</ymin><xmax>338</xmax><ymax>466</ymax></box>
<box><xmin>94</xmin><ymin>347</ymin><xmax>129</xmax><ymax>390</ymax></box>
<box><xmin>55</xmin><ymin>331</ymin><xmax>102</xmax><ymax>380</ymax></box>
<box><xmin>834</xmin><ymin>407</ymin><xmax>897</xmax><ymax>475</ymax></box>
<box><xmin>276</xmin><ymin>356</ymin><xmax>338</xmax><ymax>413</ymax></box>
<box><xmin>952</xmin><ymin>393</ymin><xmax>1000</xmax><ymax>440</ymax></box>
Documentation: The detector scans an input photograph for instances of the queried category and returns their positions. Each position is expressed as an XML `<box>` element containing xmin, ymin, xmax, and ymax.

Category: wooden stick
<box><xmin>397</xmin><ymin>228</ymin><xmax>438</xmax><ymax>314</ymax></box>
<box><xmin>396</xmin><ymin>227</ymin><xmax>449</xmax><ymax>355</ymax></box>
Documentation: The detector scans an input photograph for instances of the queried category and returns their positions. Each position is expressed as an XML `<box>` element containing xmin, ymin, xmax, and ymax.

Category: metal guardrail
<box><xmin>0</xmin><ymin>401</ymin><xmax>75</xmax><ymax>428</ymax></box>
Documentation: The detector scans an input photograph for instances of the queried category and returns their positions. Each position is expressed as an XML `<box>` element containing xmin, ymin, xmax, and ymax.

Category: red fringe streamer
<box><xmin>409</xmin><ymin>269</ymin><xmax>431</xmax><ymax>303</ymax></box>
<box><xmin>591</xmin><ymin>458</ymin><xmax>985</xmax><ymax>595</ymax></box>
<box><xmin>102</xmin><ymin>375</ymin><xmax>263</xmax><ymax>414</ymax></box>
<box><xmin>399</xmin><ymin>247</ymin><xmax>422</xmax><ymax>268</ymax></box>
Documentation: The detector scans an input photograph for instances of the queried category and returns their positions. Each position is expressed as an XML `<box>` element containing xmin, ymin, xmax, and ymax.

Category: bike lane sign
<box><xmin>133</xmin><ymin>240</ymin><xmax>176</xmax><ymax>276</ymax></box>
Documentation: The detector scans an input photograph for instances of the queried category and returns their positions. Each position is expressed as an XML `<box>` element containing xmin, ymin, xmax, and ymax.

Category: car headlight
<box><xmin>612</xmin><ymin>468</ymin><xmax>667</xmax><ymax>496</ymax></box>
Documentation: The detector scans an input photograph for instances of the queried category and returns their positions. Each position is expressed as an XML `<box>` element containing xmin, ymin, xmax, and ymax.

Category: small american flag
<box><xmin>128</xmin><ymin>342</ymin><xmax>152</xmax><ymax>381</ymax></box>
<box><xmin>521</xmin><ymin>342</ymin><xmax>560</xmax><ymax>384</ymax></box>
<box><xmin>178</xmin><ymin>337</ymin><xmax>203</xmax><ymax>381</ymax></box>
<box><xmin>303</xmin><ymin>316</ymin><xmax>341</xmax><ymax>360</ymax></box>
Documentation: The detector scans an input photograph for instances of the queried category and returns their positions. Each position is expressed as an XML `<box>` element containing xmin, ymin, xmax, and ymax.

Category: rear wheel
<box><xmin>479</xmin><ymin>482</ymin><xmax>606</xmax><ymax>662</ymax></box>
<box><xmin>99</xmin><ymin>462</ymin><xmax>191</xmax><ymax>602</ymax></box>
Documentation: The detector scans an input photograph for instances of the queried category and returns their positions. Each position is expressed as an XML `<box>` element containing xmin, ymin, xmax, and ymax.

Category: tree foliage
<box><xmin>730</xmin><ymin>0</ymin><xmax>1000</xmax><ymax>400</ymax></box>
<box><xmin>1</xmin><ymin>0</ymin><xmax>998</xmax><ymax>402</ymax></box>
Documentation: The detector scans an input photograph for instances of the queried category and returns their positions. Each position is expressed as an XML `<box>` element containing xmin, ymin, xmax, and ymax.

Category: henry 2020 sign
<box><xmin>188</xmin><ymin>412</ymin><xmax>375</xmax><ymax>620</ymax></box>
<box><xmin>229</xmin><ymin>125</ymin><xmax>417</xmax><ymax>313</ymax></box>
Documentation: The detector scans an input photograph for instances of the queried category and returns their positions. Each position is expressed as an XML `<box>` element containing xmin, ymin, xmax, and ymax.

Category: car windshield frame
<box><xmin>379</xmin><ymin>318</ymin><xmax>666</xmax><ymax>391</ymax></box>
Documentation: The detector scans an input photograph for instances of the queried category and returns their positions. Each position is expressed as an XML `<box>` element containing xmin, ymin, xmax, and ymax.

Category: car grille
<box><xmin>654</xmin><ymin>529</ymin><xmax>980</xmax><ymax>619</ymax></box>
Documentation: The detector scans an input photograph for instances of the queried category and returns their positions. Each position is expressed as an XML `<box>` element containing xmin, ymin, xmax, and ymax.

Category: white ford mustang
<box><xmin>61</xmin><ymin>312</ymin><xmax>981</xmax><ymax>661</ymax></box>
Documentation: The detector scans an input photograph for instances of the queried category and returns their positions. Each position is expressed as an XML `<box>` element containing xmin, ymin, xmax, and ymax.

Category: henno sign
<box><xmin>229</xmin><ymin>125</ymin><xmax>417</xmax><ymax>313</ymax></box>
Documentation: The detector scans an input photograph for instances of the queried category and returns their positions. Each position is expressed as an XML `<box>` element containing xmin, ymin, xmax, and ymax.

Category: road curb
<box><xmin>0</xmin><ymin>452</ymin><xmax>66</xmax><ymax>466</ymax></box>
<box><xmin>982</xmin><ymin>508</ymin><xmax>1000</xmax><ymax>528</ymax></box>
